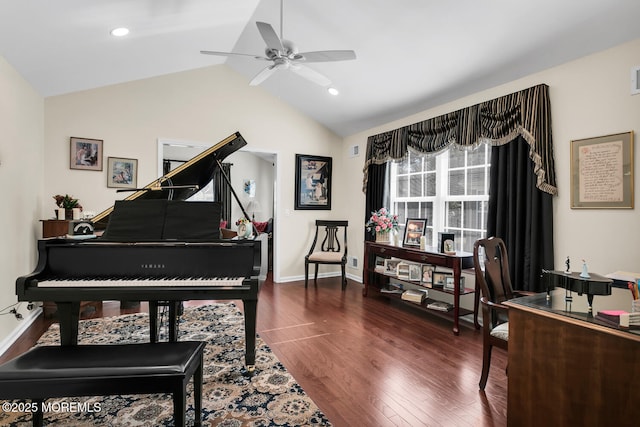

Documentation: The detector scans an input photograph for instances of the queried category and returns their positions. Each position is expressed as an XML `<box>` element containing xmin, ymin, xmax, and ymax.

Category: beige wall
<box><xmin>0</xmin><ymin>56</ymin><xmax>44</xmax><ymax>351</ymax></box>
<box><xmin>43</xmin><ymin>65</ymin><xmax>343</xmax><ymax>282</ymax></box>
<box><xmin>343</xmin><ymin>38</ymin><xmax>640</xmax><ymax>281</ymax></box>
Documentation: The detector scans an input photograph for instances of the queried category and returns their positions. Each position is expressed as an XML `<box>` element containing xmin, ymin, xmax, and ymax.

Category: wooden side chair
<box><xmin>473</xmin><ymin>237</ymin><xmax>534</xmax><ymax>390</ymax></box>
<box><xmin>305</xmin><ymin>220</ymin><xmax>348</xmax><ymax>290</ymax></box>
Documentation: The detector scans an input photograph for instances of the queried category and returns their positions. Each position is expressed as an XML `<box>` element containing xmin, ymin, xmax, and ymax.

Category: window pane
<box><xmin>464</xmin><ymin>230</ymin><xmax>484</xmax><ymax>253</ymax></box>
<box><xmin>421</xmin><ymin>202</ymin><xmax>433</xmax><ymax>222</ymax></box>
<box><xmin>447</xmin><ymin>201</ymin><xmax>461</xmax><ymax>228</ymax></box>
<box><xmin>393</xmin><ymin>202</ymin><xmax>406</xmax><ymax>224</ymax></box>
<box><xmin>410</xmin><ymin>174</ymin><xmax>422</xmax><ymax>197</ymax></box>
<box><xmin>448</xmin><ymin>170</ymin><xmax>465</xmax><ymax>196</ymax></box>
<box><xmin>424</xmin><ymin>156</ymin><xmax>436</xmax><ymax>171</ymax></box>
<box><xmin>407</xmin><ymin>202</ymin><xmax>419</xmax><ymax>219</ymax></box>
<box><xmin>464</xmin><ymin>201</ymin><xmax>485</xmax><ymax>230</ymax></box>
<box><xmin>423</xmin><ymin>172</ymin><xmax>436</xmax><ymax>196</ymax></box>
<box><xmin>397</xmin><ymin>176</ymin><xmax>408</xmax><ymax>197</ymax></box>
<box><xmin>467</xmin><ymin>146</ymin><xmax>486</xmax><ymax>166</ymax></box>
<box><xmin>448</xmin><ymin>148</ymin><xmax>465</xmax><ymax>168</ymax></box>
<box><xmin>467</xmin><ymin>167</ymin><xmax>486</xmax><ymax>195</ymax></box>
<box><xmin>397</xmin><ymin>158</ymin><xmax>409</xmax><ymax>174</ymax></box>
<box><xmin>409</xmin><ymin>154</ymin><xmax>422</xmax><ymax>173</ymax></box>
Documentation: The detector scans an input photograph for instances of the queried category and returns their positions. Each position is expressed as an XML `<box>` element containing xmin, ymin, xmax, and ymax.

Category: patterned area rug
<box><xmin>1</xmin><ymin>303</ymin><xmax>331</xmax><ymax>426</ymax></box>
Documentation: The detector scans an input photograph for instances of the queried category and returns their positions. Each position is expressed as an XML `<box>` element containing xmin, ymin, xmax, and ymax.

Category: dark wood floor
<box><xmin>1</xmin><ymin>275</ymin><xmax>507</xmax><ymax>426</ymax></box>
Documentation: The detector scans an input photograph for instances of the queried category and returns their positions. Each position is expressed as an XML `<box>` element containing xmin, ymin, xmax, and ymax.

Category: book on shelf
<box><xmin>426</xmin><ymin>301</ymin><xmax>453</xmax><ymax>312</ymax></box>
<box><xmin>595</xmin><ymin>310</ymin><xmax>640</xmax><ymax>329</ymax></box>
<box><xmin>401</xmin><ymin>289</ymin><xmax>428</xmax><ymax>303</ymax></box>
<box><xmin>380</xmin><ymin>287</ymin><xmax>404</xmax><ymax>295</ymax></box>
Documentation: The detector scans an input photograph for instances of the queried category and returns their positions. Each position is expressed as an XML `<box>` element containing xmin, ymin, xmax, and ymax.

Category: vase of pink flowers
<box><xmin>366</xmin><ymin>208</ymin><xmax>399</xmax><ymax>243</ymax></box>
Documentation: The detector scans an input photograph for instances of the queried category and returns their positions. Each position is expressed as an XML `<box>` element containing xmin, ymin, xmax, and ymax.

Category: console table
<box><xmin>504</xmin><ymin>290</ymin><xmax>640</xmax><ymax>426</ymax></box>
<box><xmin>363</xmin><ymin>241</ymin><xmax>475</xmax><ymax>335</ymax></box>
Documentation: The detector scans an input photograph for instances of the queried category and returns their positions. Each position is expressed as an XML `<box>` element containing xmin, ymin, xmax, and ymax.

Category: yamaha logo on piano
<box><xmin>141</xmin><ymin>264</ymin><xmax>166</xmax><ymax>269</ymax></box>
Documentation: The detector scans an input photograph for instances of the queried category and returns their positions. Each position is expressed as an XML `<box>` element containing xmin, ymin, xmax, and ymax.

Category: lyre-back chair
<box><xmin>305</xmin><ymin>220</ymin><xmax>348</xmax><ymax>290</ymax></box>
<box><xmin>473</xmin><ymin>236</ymin><xmax>533</xmax><ymax>390</ymax></box>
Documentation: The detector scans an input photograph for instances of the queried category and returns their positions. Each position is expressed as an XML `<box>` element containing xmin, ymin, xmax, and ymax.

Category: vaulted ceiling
<box><xmin>2</xmin><ymin>0</ymin><xmax>639</xmax><ymax>136</ymax></box>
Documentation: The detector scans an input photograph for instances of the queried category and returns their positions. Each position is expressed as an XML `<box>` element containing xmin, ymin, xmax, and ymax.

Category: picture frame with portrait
<box><xmin>421</xmin><ymin>265</ymin><xmax>435</xmax><ymax>287</ymax></box>
<box><xmin>107</xmin><ymin>157</ymin><xmax>138</xmax><ymax>188</ymax></box>
<box><xmin>402</xmin><ymin>218</ymin><xmax>427</xmax><ymax>247</ymax></box>
<box><xmin>294</xmin><ymin>154</ymin><xmax>332</xmax><ymax>210</ymax></box>
<box><xmin>70</xmin><ymin>137</ymin><xmax>103</xmax><ymax>171</ymax></box>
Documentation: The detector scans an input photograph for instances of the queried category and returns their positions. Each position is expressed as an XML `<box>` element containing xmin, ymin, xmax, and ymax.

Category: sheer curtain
<box><xmin>363</xmin><ymin>84</ymin><xmax>556</xmax><ymax>291</ymax></box>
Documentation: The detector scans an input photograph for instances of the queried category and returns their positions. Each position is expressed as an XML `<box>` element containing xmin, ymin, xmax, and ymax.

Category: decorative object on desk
<box><xmin>53</xmin><ymin>194</ymin><xmax>82</xmax><ymax>219</ymax></box>
<box><xmin>294</xmin><ymin>154</ymin><xmax>332</xmax><ymax>210</ymax></box>
<box><xmin>432</xmin><ymin>271</ymin><xmax>450</xmax><ymax>288</ymax></box>
<box><xmin>69</xmin><ymin>220</ymin><xmax>95</xmax><ymax>236</ymax></box>
<box><xmin>580</xmin><ymin>259</ymin><xmax>590</xmax><ymax>278</ymax></box>
<box><xmin>366</xmin><ymin>207</ymin><xmax>399</xmax><ymax>242</ymax></box>
<box><xmin>70</xmin><ymin>136</ymin><xmax>103</xmax><ymax>171</ymax></box>
<box><xmin>402</xmin><ymin>218</ymin><xmax>427</xmax><ymax>247</ymax></box>
<box><xmin>438</xmin><ymin>232</ymin><xmax>455</xmax><ymax>253</ymax></box>
<box><xmin>421</xmin><ymin>265</ymin><xmax>434</xmax><ymax>287</ymax></box>
<box><xmin>565</xmin><ymin>256</ymin><xmax>570</xmax><ymax>274</ymax></box>
<box><xmin>107</xmin><ymin>157</ymin><xmax>138</xmax><ymax>188</ymax></box>
<box><xmin>419</xmin><ymin>235</ymin><xmax>427</xmax><ymax>250</ymax></box>
<box><xmin>235</xmin><ymin>218</ymin><xmax>252</xmax><ymax>238</ymax></box>
<box><xmin>570</xmin><ymin>131</ymin><xmax>634</xmax><ymax>209</ymax></box>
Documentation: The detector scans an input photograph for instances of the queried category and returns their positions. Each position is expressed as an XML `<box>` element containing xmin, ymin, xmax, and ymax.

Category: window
<box><xmin>390</xmin><ymin>144</ymin><xmax>490</xmax><ymax>253</ymax></box>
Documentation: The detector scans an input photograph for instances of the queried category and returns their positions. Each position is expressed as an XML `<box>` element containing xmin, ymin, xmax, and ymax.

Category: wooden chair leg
<box><xmin>314</xmin><ymin>264</ymin><xmax>319</xmax><ymax>284</ymax></box>
<box><xmin>304</xmin><ymin>261</ymin><xmax>309</xmax><ymax>288</ymax></box>
<box><xmin>173</xmin><ymin>386</ymin><xmax>186</xmax><ymax>427</ymax></box>
<box><xmin>32</xmin><ymin>399</ymin><xmax>43</xmax><ymax>427</ymax></box>
<box><xmin>341</xmin><ymin>264</ymin><xmax>347</xmax><ymax>290</ymax></box>
<box><xmin>479</xmin><ymin>344</ymin><xmax>493</xmax><ymax>390</ymax></box>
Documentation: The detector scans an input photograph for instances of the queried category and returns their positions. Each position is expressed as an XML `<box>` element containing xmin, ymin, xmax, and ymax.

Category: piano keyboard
<box><xmin>38</xmin><ymin>277</ymin><xmax>245</xmax><ymax>288</ymax></box>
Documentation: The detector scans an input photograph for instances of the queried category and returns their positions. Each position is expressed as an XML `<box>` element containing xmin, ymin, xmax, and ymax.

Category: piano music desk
<box><xmin>40</xmin><ymin>220</ymin><xmax>102</xmax><ymax>318</ymax></box>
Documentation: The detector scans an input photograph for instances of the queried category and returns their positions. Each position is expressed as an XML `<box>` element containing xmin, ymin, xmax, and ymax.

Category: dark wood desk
<box><xmin>363</xmin><ymin>241</ymin><xmax>475</xmax><ymax>335</ymax></box>
<box><xmin>504</xmin><ymin>291</ymin><xmax>640</xmax><ymax>427</ymax></box>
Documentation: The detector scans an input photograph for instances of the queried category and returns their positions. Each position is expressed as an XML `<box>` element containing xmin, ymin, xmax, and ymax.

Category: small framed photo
<box><xmin>438</xmin><ymin>232</ymin><xmax>455</xmax><ymax>253</ymax></box>
<box><xmin>70</xmin><ymin>137</ymin><xmax>103</xmax><ymax>171</ymax></box>
<box><xmin>374</xmin><ymin>256</ymin><xmax>386</xmax><ymax>272</ymax></box>
<box><xmin>107</xmin><ymin>157</ymin><xmax>138</xmax><ymax>188</ymax></box>
<box><xmin>432</xmin><ymin>272</ymin><xmax>450</xmax><ymax>288</ymax></box>
<box><xmin>445</xmin><ymin>276</ymin><xmax>465</xmax><ymax>292</ymax></box>
<box><xmin>294</xmin><ymin>154</ymin><xmax>332</xmax><ymax>210</ymax></box>
<box><xmin>408</xmin><ymin>263</ymin><xmax>422</xmax><ymax>281</ymax></box>
<box><xmin>397</xmin><ymin>263</ymin><xmax>410</xmax><ymax>280</ymax></box>
<box><xmin>403</xmin><ymin>218</ymin><xmax>427</xmax><ymax>247</ymax></box>
<box><xmin>384</xmin><ymin>259</ymin><xmax>401</xmax><ymax>275</ymax></box>
<box><xmin>421</xmin><ymin>265</ymin><xmax>435</xmax><ymax>287</ymax></box>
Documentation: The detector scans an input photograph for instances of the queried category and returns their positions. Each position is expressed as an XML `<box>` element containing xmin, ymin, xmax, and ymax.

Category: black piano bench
<box><xmin>0</xmin><ymin>341</ymin><xmax>205</xmax><ymax>427</ymax></box>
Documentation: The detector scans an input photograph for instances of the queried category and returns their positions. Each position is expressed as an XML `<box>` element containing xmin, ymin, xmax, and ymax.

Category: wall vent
<box><xmin>632</xmin><ymin>66</ymin><xmax>640</xmax><ymax>95</ymax></box>
<box><xmin>348</xmin><ymin>256</ymin><xmax>358</xmax><ymax>268</ymax></box>
<box><xmin>349</xmin><ymin>145</ymin><xmax>359</xmax><ymax>157</ymax></box>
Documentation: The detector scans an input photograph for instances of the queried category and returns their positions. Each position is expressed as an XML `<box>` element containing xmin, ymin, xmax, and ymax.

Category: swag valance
<box><xmin>363</xmin><ymin>84</ymin><xmax>557</xmax><ymax>196</ymax></box>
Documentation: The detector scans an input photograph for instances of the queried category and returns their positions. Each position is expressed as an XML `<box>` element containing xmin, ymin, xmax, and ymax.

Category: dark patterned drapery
<box><xmin>362</xmin><ymin>84</ymin><xmax>557</xmax><ymax>196</ymax></box>
<box><xmin>362</xmin><ymin>84</ymin><xmax>557</xmax><ymax>291</ymax></box>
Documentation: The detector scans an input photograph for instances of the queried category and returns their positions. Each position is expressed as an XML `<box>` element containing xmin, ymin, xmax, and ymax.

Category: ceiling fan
<box><xmin>200</xmin><ymin>0</ymin><xmax>356</xmax><ymax>87</ymax></box>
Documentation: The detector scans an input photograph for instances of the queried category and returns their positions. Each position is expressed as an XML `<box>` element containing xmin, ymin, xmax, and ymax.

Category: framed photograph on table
<box><xmin>70</xmin><ymin>137</ymin><xmax>103</xmax><ymax>171</ymax></box>
<box><xmin>421</xmin><ymin>265</ymin><xmax>435</xmax><ymax>287</ymax></box>
<box><xmin>402</xmin><ymin>218</ymin><xmax>427</xmax><ymax>247</ymax></box>
<box><xmin>570</xmin><ymin>131</ymin><xmax>634</xmax><ymax>209</ymax></box>
<box><xmin>294</xmin><ymin>154</ymin><xmax>332</xmax><ymax>210</ymax></box>
<box><xmin>107</xmin><ymin>157</ymin><xmax>138</xmax><ymax>188</ymax></box>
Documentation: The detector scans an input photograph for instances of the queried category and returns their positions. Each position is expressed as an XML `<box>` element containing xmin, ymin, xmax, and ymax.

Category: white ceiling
<box><xmin>2</xmin><ymin>0</ymin><xmax>640</xmax><ymax>137</ymax></box>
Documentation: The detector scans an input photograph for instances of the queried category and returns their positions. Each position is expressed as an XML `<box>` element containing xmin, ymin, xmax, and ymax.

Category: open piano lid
<box><xmin>91</xmin><ymin>132</ymin><xmax>246</xmax><ymax>230</ymax></box>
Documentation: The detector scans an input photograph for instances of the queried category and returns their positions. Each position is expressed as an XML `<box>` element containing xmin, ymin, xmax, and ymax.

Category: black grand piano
<box><xmin>16</xmin><ymin>132</ymin><xmax>262</xmax><ymax>371</ymax></box>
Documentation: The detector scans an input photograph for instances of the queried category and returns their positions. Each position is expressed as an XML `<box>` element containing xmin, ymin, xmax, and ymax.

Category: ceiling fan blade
<box><xmin>290</xmin><ymin>64</ymin><xmax>331</xmax><ymax>86</ymax></box>
<box><xmin>256</xmin><ymin>22</ymin><xmax>284</xmax><ymax>52</ymax></box>
<box><xmin>249</xmin><ymin>65</ymin><xmax>279</xmax><ymax>86</ymax></box>
<box><xmin>200</xmin><ymin>50</ymin><xmax>269</xmax><ymax>60</ymax></box>
<box><xmin>299</xmin><ymin>50</ymin><xmax>357</xmax><ymax>63</ymax></box>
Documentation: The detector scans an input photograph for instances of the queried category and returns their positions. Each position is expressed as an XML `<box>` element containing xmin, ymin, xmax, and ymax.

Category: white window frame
<box><xmin>390</xmin><ymin>144</ymin><xmax>490</xmax><ymax>252</ymax></box>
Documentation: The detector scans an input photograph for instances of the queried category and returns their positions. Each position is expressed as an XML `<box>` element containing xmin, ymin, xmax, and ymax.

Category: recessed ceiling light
<box><xmin>110</xmin><ymin>27</ymin><xmax>130</xmax><ymax>37</ymax></box>
<box><xmin>327</xmin><ymin>87</ymin><xmax>339</xmax><ymax>96</ymax></box>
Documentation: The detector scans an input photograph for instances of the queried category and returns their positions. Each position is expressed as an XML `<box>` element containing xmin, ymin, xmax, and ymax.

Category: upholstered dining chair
<box><xmin>473</xmin><ymin>237</ymin><xmax>534</xmax><ymax>390</ymax></box>
<box><xmin>305</xmin><ymin>220</ymin><xmax>348</xmax><ymax>290</ymax></box>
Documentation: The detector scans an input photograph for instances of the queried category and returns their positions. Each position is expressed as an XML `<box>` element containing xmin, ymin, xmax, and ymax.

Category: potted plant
<box><xmin>53</xmin><ymin>194</ymin><xmax>82</xmax><ymax>219</ymax></box>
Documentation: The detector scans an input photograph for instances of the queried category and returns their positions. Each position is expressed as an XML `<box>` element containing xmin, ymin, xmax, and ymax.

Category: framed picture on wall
<box><xmin>107</xmin><ymin>157</ymin><xmax>138</xmax><ymax>188</ymax></box>
<box><xmin>570</xmin><ymin>131</ymin><xmax>634</xmax><ymax>209</ymax></box>
<box><xmin>70</xmin><ymin>137</ymin><xmax>103</xmax><ymax>171</ymax></box>
<box><xmin>294</xmin><ymin>154</ymin><xmax>332</xmax><ymax>210</ymax></box>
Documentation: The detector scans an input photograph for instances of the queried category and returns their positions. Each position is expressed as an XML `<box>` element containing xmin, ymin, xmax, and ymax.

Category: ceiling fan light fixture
<box><xmin>327</xmin><ymin>87</ymin><xmax>339</xmax><ymax>96</ymax></box>
<box><xmin>110</xmin><ymin>27</ymin><xmax>130</xmax><ymax>37</ymax></box>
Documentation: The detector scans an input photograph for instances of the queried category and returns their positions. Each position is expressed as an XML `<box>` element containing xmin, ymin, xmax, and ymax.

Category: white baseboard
<box><xmin>276</xmin><ymin>271</ymin><xmax>363</xmax><ymax>284</ymax></box>
<box><xmin>0</xmin><ymin>307</ymin><xmax>42</xmax><ymax>358</ymax></box>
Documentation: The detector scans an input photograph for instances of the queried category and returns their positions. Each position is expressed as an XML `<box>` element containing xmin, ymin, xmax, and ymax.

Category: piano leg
<box><xmin>242</xmin><ymin>298</ymin><xmax>257</xmax><ymax>374</ymax></box>
<box><xmin>169</xmin><ymin>302</ymin><xmax>179</xmax><ymax>342</ymax></box>
<box><xmin>56</xmin><ymin>301</ymin><xmax>80</xmax><ymax>346</ymax></box>
<box><xmin>149</xmin><ymin>301</ymin><xmax>158</xmax><ymax>343</ymax></box>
